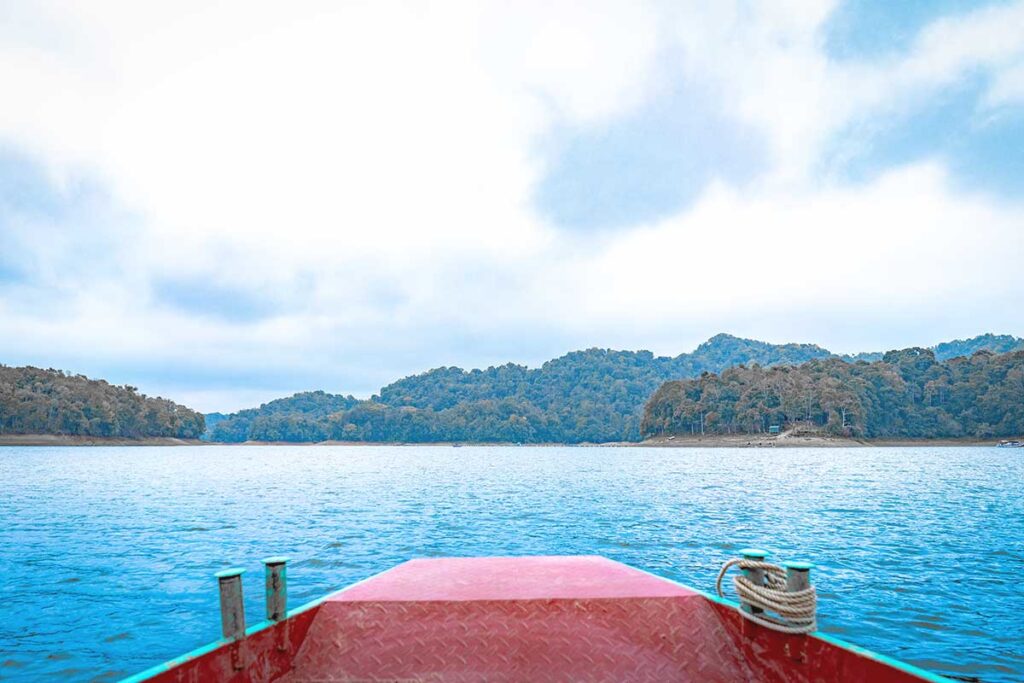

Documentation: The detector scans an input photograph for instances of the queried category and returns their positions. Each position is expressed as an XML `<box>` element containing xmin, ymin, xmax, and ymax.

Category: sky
<box><xmin>1</xmin><ymin>0</ymin><xmax>1022</xmax><ymax>412</ymax></box>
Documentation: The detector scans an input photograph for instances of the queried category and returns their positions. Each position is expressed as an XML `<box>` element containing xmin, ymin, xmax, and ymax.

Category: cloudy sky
<box><xmin>1</xmin><ymin>0</ymin><xmax>1022</xmax><ymax>412</ymax></box>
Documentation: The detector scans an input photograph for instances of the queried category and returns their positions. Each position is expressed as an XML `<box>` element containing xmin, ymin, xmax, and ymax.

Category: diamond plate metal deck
<box><xmin>129</xmin><ymin>555</ymin><xmax>949</xmax><ymax>683</ymax></box>
<box><xmin>281</xmin><ymin>556</ymin><xmax>752</xmax><ymax>682</ymax></box>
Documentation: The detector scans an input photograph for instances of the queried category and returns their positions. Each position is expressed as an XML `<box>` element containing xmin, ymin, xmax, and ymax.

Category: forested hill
<box><xmin>377</xmin><ymin>335</ymin><xmax>831</xmax><ymax>415</ymax></box>
<box><xmin>932</xmin><ymin>334</ymin><xmax>1024</xmax><ymax>361</ymax></box>
<box><xmin>207</xmin><ymin>391</ymin><xmax>360</xmax><ymax>442</ymax></box>
<box><xmin>208</xmin><ymin>335</ymin><xmax>832</xmax><ymax>443</ymax></box>
<box><xmin>0</xmin><ymin>365</ymin><xmax>205</xmax><ymax>439</ymax></box>
<box><xmin>6</xmin><ymin>333</ymin><xmax>1019</xmax><ymax>444</ymax></box>
<box><xmin>207</xmin><ymin>333</ymin><xmax>1023</xmax><ymax>444</ymax></box>
<box><xmin>841</xmin><ymin>333</ymin><xmax>1024</xmax><ymax>363</ymax></box>
<box><xmin>642</xmin><ymin>348</ymin><xmax>1024</xmax><ymax>439</ymax></box>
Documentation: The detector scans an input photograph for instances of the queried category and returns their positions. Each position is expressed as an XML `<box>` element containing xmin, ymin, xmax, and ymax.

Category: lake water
<box><xmin>0</xmin><ymin>446</ymin><xmax>1021</xmax><ymax>682</ymax></box>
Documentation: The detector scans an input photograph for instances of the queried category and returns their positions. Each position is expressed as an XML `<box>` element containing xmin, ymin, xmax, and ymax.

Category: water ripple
<box><xmin>0</xmin><ymin>445</ymin><xmax>1021</xmax><ymax>682</ymax></box>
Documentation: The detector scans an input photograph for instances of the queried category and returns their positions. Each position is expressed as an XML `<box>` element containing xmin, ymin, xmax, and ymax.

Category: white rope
<box><xmin>716</xmin><ymin>558</ymin><xmax>817</xmax><ymax>634</ymax></box>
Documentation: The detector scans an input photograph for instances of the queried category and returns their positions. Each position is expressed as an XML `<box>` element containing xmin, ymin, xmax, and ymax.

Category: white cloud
<box><xmin>985</xmin><ymin>60</ymin><xmax>1024</xmax><ymax>109</ymax></box>
<box><xmin>0</xmin><ymin>1</ymin><xmax>1022</xmax><ymax>411</ymax></box>
<box><xmin>899</xmin><ymin>2</ymin><xmax>1024</xmax><ymax>89</ymax></box>
<box><xmin>481</xmin><ymin>0</ymin><xmax>662</xmax><ymax>125</ymax></box>
<box><xmin>656</xmin><ymin>1</ymin><xmax>1024</xmax><ymax>180</ymax></box>
<box><xmin>558</xmin><ymin>162</ymin><xmax>1022</xmax><ymax>321</ymax></box>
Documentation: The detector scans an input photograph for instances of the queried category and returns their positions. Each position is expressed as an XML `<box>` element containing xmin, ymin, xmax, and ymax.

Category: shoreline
<box><xmin>636</xmin><ymin>434</ymin><xmax>1005</xmax><ymax>448</ymax></box>
<box><xmin>0</xmin><ymin>434</ymin><xmax>1013</xmax><ymax>448</ymax></box>
<box><xmin>0</xmin><ymin>434</ymin><xmax>204</xmax><ymax>447</ymax></box>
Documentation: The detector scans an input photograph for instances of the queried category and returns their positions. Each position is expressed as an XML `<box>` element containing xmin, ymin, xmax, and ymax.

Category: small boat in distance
<box><xmin>121</xmin><ymin>555</ymin><xmax>952</xmax><ymax>682</ymax></box>
<box><xmin>996</xmin><ymin>440</ymin><xmax>1024</xmax><ymax>447</ymax></box>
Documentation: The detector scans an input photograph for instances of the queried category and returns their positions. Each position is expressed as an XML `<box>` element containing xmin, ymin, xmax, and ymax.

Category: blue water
<box><xmin>0</xmin><ymin>446</ymin><xmax>1021</xmax><ymax>682</ymax></box>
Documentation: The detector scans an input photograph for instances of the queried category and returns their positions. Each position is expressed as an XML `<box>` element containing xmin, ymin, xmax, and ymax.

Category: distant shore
<box><xmin>0</xmin><ymin>433</ymin><xmax>1012</xmax><ymax>447</ymax></box>
<box><xmin>0</xmin><ymin>434</ymin><xmax>203</xmax><ymax>446</ymax></box>
<box><xmin>637</xmin><ymin>434</ymin><xmax>1003</xmax><ymax>448</ymax></box>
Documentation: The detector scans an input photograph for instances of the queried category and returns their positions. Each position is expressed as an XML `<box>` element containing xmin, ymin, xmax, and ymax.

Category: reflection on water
<box><xmin>0</xmin><ymin>446</ymin><xmax>1021</xmax><ymax>682</ymax></box>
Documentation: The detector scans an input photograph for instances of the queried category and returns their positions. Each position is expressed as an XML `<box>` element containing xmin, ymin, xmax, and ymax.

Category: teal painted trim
<box><xmin>783</xmin><ymin>560</ymin><xmax>815</xmax><ymax>571</ymax></box>
<box><xmin>629</xmin><ymin>564</ymin><xmax>955</xmax><ymax>683</ymax></box>
<box><xmin>117</xmin><ymin>563</ymin><xmax>405</xmax><ymax>683</ymax></box>
<box><xmin>261</xmin><ymin>556</ymin><xmax>289</xmax><ymax>565</ymax></box>
<box><xmin>117</xmin><ymin>638</ymin><xmax>229</xmax><ymax>683</ymax></box>
<box><xmin>214</xmin><ymin>567</ymin><xmax>245</xmax><ymax>579</ymax></box>
<box><xmin>813</xmin><ymin>632</ymin><xmax>955</xmax><ymax>683</ymax></box>
<box><xmin>739</xmin><ymin>548</ymin><xmax>768</xmax><ymax>559</ymax></box>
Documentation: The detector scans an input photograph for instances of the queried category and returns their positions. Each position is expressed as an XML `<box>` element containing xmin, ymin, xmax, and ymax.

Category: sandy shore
<box><xmin>637</xmin><ymin>434</ymin><xmax>1001</xmax><ymax>448</ymax></box>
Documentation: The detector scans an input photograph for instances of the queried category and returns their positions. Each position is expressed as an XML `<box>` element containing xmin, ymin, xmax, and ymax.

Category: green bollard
<box><xmin>739</xmin><ymin>548</ymin><xmax>768</xmax><ymax>614</ymax></box>
<box><xmin>262</xmin><ymin>556</ymin><xmax>289</xmax><ymax>622</ymax></box>
<box><xmin>783</xmin><ymin>560</ymin><xmax>814</xmax><ymax>593</ymax></box>
<box><xmin>215</xmin><ymin>568</ymin><xmax>247</xmax><ymax>640</ymax></box>
<box><xmin>784</xmin><ymin>560</ymin><xmax>816</xmax><ymax>644</ymax></box>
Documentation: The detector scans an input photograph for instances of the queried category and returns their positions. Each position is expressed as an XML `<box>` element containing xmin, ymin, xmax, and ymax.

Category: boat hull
<box><xmin>122</xmin><ymin>556</ymin><xmax>949</xmax><ymax>682</ymax></box>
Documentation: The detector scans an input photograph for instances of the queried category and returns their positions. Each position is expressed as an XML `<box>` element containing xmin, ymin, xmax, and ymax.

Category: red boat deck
<box><xmin>130</xmin><ymin>556</ymin><xmax>947</xmax><ymax>682</ymax></box>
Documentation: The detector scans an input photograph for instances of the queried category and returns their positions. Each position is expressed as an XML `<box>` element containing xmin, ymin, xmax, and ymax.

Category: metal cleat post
<box><xmin>739</xmin><ymin>548</ymin><xmax>768</xmax><ymax>615</ymax></box>
<box><xmin>215</xmin><ymin>568</ymin><xmax>247</xmax><ymax>640</ymax></box>
<box><xmin>262</xmin><ymin>556</ymin><xmax>289</xmax><ymax>622</ymax></box>
<box><xmin>783</xmin><ymin>560</ymin><xmax>814</xmax><ymax>593</ymax></box>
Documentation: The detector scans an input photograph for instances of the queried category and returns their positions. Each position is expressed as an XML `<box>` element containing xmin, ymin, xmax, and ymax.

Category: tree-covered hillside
<box><xmin>838</xmin><ymin>334</ymin><xmax>1024</xmax><ymax>364</ymax></box>
<box><xmin>208</xmin><ymin>390</ymin><xmax>360</xmax><ymax>442</ymax></box>
<box><xmin>207</xmin><ymin>334</ymin><xmax>836</xmax><ymax>443</ymax></box>
<box><xmin>932</xmin><ymin>334</ymin><xmax>1024</xmax><ymax>361</ymax></box>
<box><xmin>642</xmin><ymin>349</ymin><xmax>1024</xmax><ymax>439</ymax></box>
<box><xmin>0</xmin><ymin>366</ymin><xmax>205</xmax><ymax>439</ymax></box>
<box><xmin>206</xmin><ymin>332</ymin><xmax>1024</xmax><ymax>444</ymax></box>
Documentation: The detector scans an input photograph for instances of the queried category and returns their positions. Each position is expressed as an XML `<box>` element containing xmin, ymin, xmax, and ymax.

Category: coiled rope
<box><xmin>715</xmin><ymin>558</ymin><xmax>817</xmax><ymax>634</ymax></box>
